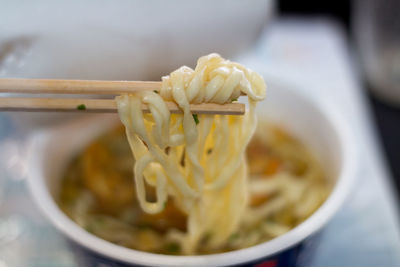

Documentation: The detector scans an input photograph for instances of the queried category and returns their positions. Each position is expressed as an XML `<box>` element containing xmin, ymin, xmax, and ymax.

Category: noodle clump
<box><xmin>116</xmin><ymin>54</ymin><xmax>266</xmax><ymax>254</ymax></box>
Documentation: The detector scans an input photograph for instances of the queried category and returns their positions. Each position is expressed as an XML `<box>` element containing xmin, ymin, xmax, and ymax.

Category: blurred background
<box><xmin>0</xmin><ymin>0</ymin><xmax>400</xmax><ymax>266</ymax></box>
<box><xmin>279</xmin><ymin>0</ymin><xmax>400</xmax><ymax>197</ymax></box>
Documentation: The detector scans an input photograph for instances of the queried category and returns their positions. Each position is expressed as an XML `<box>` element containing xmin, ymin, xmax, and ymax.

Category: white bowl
<box><xmin>26</xmin><ymin>80</ymin><xmax>357</xmax><ymax>266</ymax></box>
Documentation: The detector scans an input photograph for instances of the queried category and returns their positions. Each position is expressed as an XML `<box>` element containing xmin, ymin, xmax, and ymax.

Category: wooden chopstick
<box><xmin>0</xmin><ymin>78</ymin><xmax>245</xmax><ymax>115</ymax></box>
<box><xmin>0</xmin><ymin>78</ymin><xmax>161</xmax><ymax>95</ymax></box>
<box><xmin>0</xmin><ymin>78</ymin><xmax>247</xmax><ymax>96</ymax></box>
<box><xmin>0</xmin><ymin>97</ymin><xmax>245</xmax><ymax>115</ymax></box>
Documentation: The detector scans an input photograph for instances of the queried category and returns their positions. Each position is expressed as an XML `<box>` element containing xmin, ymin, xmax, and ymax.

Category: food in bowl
<box><xmin>58</xmin><ymin>121</ymin><xmax>329</xmax><ymax>255</ymax></box>
<box><xmin>27</xmin><ymin>77</ymin><xmax>356</xmax><ymax>267</ymax></box>
<box><xmin>56</xmin><ymin>54</ymin><xmax>330</xmax><ymax>256</ymax></box>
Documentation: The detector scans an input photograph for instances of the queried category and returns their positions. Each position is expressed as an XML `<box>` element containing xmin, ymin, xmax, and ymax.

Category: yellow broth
<box><xmin>58</xmin><ymin>123</ymin><xmax>330</xmax><ymax>255</ymax></box>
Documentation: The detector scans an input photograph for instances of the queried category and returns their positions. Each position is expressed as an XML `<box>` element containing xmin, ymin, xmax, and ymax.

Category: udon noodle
<box><xmin>58</xmin><ymin>54</ymin><xmax>329</xmax><ymax>255</ymax></box>
<box><xmin>115</xmin><ymin>54</ymin><xmax>266</xmax><ymax>253</ymax></box>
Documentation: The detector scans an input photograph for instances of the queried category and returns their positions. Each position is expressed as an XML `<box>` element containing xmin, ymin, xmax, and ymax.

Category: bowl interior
<box><xmin>38</xmin><ymin>114</ymin><xmax>120</xmax><ymax>198</ymax></box>
<box><xmin>257</xmin><ymin>86</ymin><xmax>341</xmax><ymax>185</ymax></box>
<box><xmin>27</xmin><ymin>81</ymin><xmax>352</xmax><ymax>267</ymax></box>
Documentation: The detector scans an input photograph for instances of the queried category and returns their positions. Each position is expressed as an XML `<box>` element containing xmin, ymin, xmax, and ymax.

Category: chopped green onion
<box><xmin>84</xmin><ymin>224</ymin><xmax>94</xmax><ymax>233</ymax></box>
<box><xmin>136</xmin><ymin>223</ymin><xmax>152</xmax><ymax>230</ymax></box>
<box><xmin>192</xmin><ymin>114</ymin><xmax>199</xmax><ymax>125</ymax></box>
<box><xmin>229</xmin><ymin>233</ymin><xmax>240</xmax><ymax>241</ymax></box>
<box><xmin>164</xmin><ymin>243</ymin><xmax>180</xmax><ymax>254</ymax></box>
<box><xmin>76</xmin><ymin>104</ymin><xmax>86</xmax><ymax>110</ymax></box>
<box><xmin>201</xmin><ymin>232</ymin><xmax>213</xmax><ymax>244</ymax></box>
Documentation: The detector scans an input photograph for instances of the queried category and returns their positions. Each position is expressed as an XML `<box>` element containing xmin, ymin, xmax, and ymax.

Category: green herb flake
<box><xmin>207</xmin><ymin>148</ymin><xmax>213</xmax><ymax>154</ymax></box>
<box><xmin>153</xmin><ymin>90</ymin><xmax>159</xmax><ymax>94</ymax></box>
<box><xmin>192</xmin><ymin>114</ymin><xmax>199</xmax><ymax>125</ymax></box>
<box><xmin>231</xmin><ymin>97</ymin><xmax>238</xmax><ymax>102</ymax></box>
<box><xmin>84</xmin><ymin>224</ymin><xmax>94</xmax><ymax>233</ymax></box>
<box><xmin>165</xmin><ymin>242</ymin><xmax>180</xmax><ymax>254</ymax></box>
<box><xmin>202</xmin><ymin>232</ymin><xmax>213</xmax><ymax>243</ymax></box>
<box><xmin>229</xmin><ymin>233</ymin><xmax>240</xmax><ymax>241</ymax></box>
<box><xmin>136</xmin><ymin>223</ymin><xmax>152</xmax><ymax>230</ymax></box>
<box><xmin>77</xmin><ymin>104</ymin><xmax>86</xmax><ymax>110</ymax></box>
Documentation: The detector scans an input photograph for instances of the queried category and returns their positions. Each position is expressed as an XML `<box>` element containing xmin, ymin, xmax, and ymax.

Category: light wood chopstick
<box><xmin>0</xmin><ymin>98</ymin><xmax>243</xmax><ymax>115</ymax></box>
<box><xmin>0</xmin><ymin>78</ymin><xmax>245</xmax><ymax>115</ymax></box>
<box><xmin>0</xmin><ymin>78</ymin><xmax>161</xmax><ymax>94</ymax></box>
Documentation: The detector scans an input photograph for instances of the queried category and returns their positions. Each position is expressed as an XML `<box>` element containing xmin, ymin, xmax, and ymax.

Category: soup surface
<box><xmin>58</xmin><ymin>122</ymin><xmax>330</xmax><ymax>255</ymax></box>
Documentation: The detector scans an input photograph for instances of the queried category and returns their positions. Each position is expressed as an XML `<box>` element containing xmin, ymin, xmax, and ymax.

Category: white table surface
<box><xmin>0</xmin><ymin>18</ymin><xmax>399</xmax><ymax>267</ymax></box>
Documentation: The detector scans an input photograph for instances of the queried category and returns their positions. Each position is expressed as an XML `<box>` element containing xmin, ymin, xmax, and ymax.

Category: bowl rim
<box><xmin>26</xmin><ymin>80</ymin><xmax>358</xmax><ymax>267</ymax></box>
